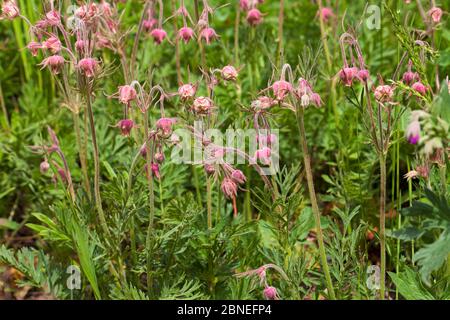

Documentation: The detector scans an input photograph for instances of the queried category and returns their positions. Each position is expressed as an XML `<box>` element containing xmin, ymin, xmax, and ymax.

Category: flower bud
<box><xmin>116</xmin><ymin>119</ymin><xmax>135</xmax><ymax>137</ymax></box>
<box><xmin>1</xmin><ymin>0</ymin><xmax>19</xmax><ymax>20</ymax></box>
<box><xmin>263</xmin><ymin>286</ymin><xmax>279</xmax><ymax>300</ymax></box>
<box><xmin>118</xmin><ymin>85</ymin><xmax>137</xmax><ymax>104</ymax></box>
<box><xmin>178</xmin><ymin>26</ymin><xmax>194</xmax><ymax>44</ymax></box>
<box><xmin>374</xmin><ymin>85</ymin><xmax>394</xmax><ymax>103</ymax></box>
<box><xmin>178</xmin><ymin>83</ymin><xmax>196</xmax><ymax>99</ymax></box>
<box><xmin>411</xmin><ymin>81</ymin><xmax>427</xmax><ymax>95</ymax></box>
<box><xmin>150</xmin><ymin>28</ymin><xmax>167</xmax><ymax>44</ymax></box>
<box><xmin>156</xmin><ymin>118</ymin><xmax>175</xmax><ymax>137</ymax></box>
<box><xmin>231</xmin><ymin>170</ymin><xmax>246</xmax><ymax>185</ymax></box>
<box><xmin>200</xmin><ymin>27</ymin><xmax>218</xmax><ymax>44</ymax></box>
<box><xmin>272</xmin><ymin>80</ymin><xmax>292</xmax><ymax>101</ymax></box>
<box><xmin>339</xmin><ymin>67</ymin><xmax>358</xmax><ymax>86</ymax></box>
<box><xmin>45</xmin><ymin>10</ymin><xmax>60</xmax><ymax>26</ymax></box>
<box><xmin>193</xmin><ymin>96</ymin><xmax>213</xmax><ymax>114</ymax></box>
<box><xmin>40</xmin><ymin>55</ymin><xmax>65</xmax><ymax>74</ymax></box>
<box><xmin>221</xmin><ymin>177</ymin><xmax>238</xmax><ymax>199</ymax></box>
<box><xmin>43</xmin><ymin>36</ymin><xmax>61</xmax><ymax>54</ymax></box>
<box><xmin>221</xmin><ymin>65</ymin><xmax>238</xmax><ymax>81</ymax></box>
<box><xmin>247</xmin><ymin>8</ymin><xmax>263</xmax><ymax>26</ymax></box>
<box><xmin>143</xmin><ymin>18</ymin><xmax>157</xmax><ymax>32</ymax></box>
<box><xmin>428</xmin><ymin>7</ymin><xmax>442</xmax><ymax>23</ymax></box>
<box><xmin>27</xmin><ymin>41</ymin><xmax>42</xmax><ymax>56</ymax></box>
<box><xmin>78</xmin><ymin>58</ymin><xmax>98</xmax><ymax>77</ymax></box>
<box><xmin>40</xmin><ymin>159</ymin><xmax>50</xmax><ymax>174</ymax></box>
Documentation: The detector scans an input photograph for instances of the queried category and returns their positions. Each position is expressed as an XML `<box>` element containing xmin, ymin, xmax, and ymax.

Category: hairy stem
<box><xmin>379</xmin><ymin>154</ymin><xmax>386</xmax><ymax>300</ymax></box>
<box><xmin>276</xmin><ymin>0</ymin><xmax>285</xmax><ymax>68</ymax></box>
<box><xmin>296</xmin><ymin>108</ymin><xmax>336</xmax><ymax>300</ymax></box>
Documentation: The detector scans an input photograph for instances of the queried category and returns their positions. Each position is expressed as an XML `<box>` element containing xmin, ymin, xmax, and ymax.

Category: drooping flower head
<box><xmin>428</xmin><ymin>7</ymin><xmax>443</xmax><ymax>24</ymax></box>
<box><xmin>45</xmin><ymin>10</ymin><xmax>61</xmax><ymax>26</ymax></box>
<box><xmin>150</xmin><ymin>28</ymin><xmax>167</xmax><ymax>44</ymax></box>
<box><xmin>78</xmin><ymin>58</ymin><xmax>98</xmax><ymax>77</ymax></box>
<box><xmin>200</xmin><ymin>27</ymin><xmax>218</xmax><ymax>44</ymax></box>
<box><xmin>40</xmin><ymin>159</ymin><xmax>50</xmax><ymax>174</ymax></box>
<box><xmin>317</xmin><ymin>7</ymin><xmax>334</xmax><ymax>23</ymax></box>
<box><xmin>116</xmin><ymin>119</ymin><xmax>135</xmax><ymax>137</ymax></box>
<box><xmin>178</xmin><ymin>83</ymin><xmax>196</xmax><ymax>99</ymax></box>
<box><xmin>1</xmin><ymin>0</ymin><xmax>19</xmax><ymax>20</ymax></box>
<box><xmin>221</xmin><ymin>177</ymin><xmax>238</xmax><ymax>199</ymax></box>
<box><xmin>27</xmin><ymin>41</ymin><xmax>42</xmax><ymax>56</ymax></box>
<box><xmin>40</xmin><ymin>55</ymin><xmax>65</xmax><ymax>74</ymax></box>
<box><xmin>156</xmin><ymin>117</ymin><xmax>175</xmax><ymax>137</ymax></box>
<box><xmin>43</xmin><ymin>36</ymin><xmax>61</xmax><ymax>54</ymax></box>
<box><xmin>263</xmin><ymin>286</ymin><xmax>279</xmax><ymax>300</ymax></box>
<box><xmin>411</xmin><ymin>81</ymin><xmax>427</xmax><ymax>96</ymax></box>
<box><xmin>193</xmin><ymin>96</ymin><xmax>213</xmax><ymax>114</ymax></box>
<box><xmin>374</xmin><ymin>84</ymin><xmax>394</xmax><ymax>103</ymax></box>
<box><xmin>339</xmin><ymin>67</ymin><xmax>359</xmax><ymax>86</ymax></box>
<box><xmin>118</xmin><ymin>85</ymin><xmax>137</xmax><ymax>104</ymax></box>
<box><xmin>247</xmin><ymin>8</ymin><xmax>263</xmax><ymax>26</ymax></box>
<box><xmin>272</xmin><ymin>80</ymin><xmax>292</xmax><ymax>101</ymax></box>
<box><xmin>178</xmin><ymin>26</ymin><xmax>194</xmax><ymax>43</ymax></box>
<box><xmin>231</xmin><ymin>169</ymin><xmax>246</xmax><ymax>185</ymax></box>
<box><xmin>221</xmin><ymin>65</ymin><xmax>238</xmax><ymax>81</ymax></box>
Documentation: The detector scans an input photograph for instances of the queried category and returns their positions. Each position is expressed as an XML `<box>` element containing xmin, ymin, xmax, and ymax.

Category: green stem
<box><xmin>73</xmin><ymin>112</ymin><xmax>91</xmax><ymax>199</ymax></box>
<box><xmin>276</xmin><ymin>0</ymin><xmax>285</xmax><ymax>68</ymax></box>
<box><xmin>207</xmin><ymin>177</ymin><xmax>212</xmax><ymax>229</ymax></box>
<box><xmin>379</xmin><ymin>154</ymin><xmax>386</xmax><ymax>300</ymax></box>
<box><xmin>296</xmin><ymin>108</ymin><xmax>336</xmax><ymax>300</ymax></box>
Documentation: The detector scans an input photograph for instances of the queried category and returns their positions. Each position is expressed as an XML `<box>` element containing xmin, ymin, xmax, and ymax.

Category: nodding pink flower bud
<box><xmin>154</xmin><ymin>152</ymin><xmax>165</xmax><ymax>163</ymax></box>
<box><xmin>263</xmin><ymin>286</ymin><xmax>279</xmax><ymax>300</ymax></box>
<box><xmin>55</xmin><ymin>168</ymin><xmax>67</xmax><ymax>184</ymax></box>
<box><xmin>200</xmin><ymin>27</ymin><xmax>218</xmax><ymax>44</ymax></box>
<box><xmin>221</xmin><ymin>65</ymin><xmax>238</xmax><ymax>81</ymax></box>
<box><xmin>150</xmin><ymin>28</ymin><xmax>167</xmax><ymax>44</ymax></box>
<box><xmin>151</xmin><ymin>163</ymin><xmax>160</xmax><ymax>179</ymax></box>
<box><xmin>43</xmin><ymin>36</ymin><xmax>61</xmax><ymax>54</ymax></box>
<box><xmin>34</xmin><ymin>19</ymin><xmax>48</xmax><ymax>30</ymax></box>
<box><xmin>204</xmin><ymin>164</ymin><xmax>216</xmax><ymax>175</ymax></box>
<box><xmin>221</xmin><ymin>177</ymin><xmax>238</xmax><ymax>199</ymax></box>
<box><xmin>176</xmin><ymin>6</ymin><xmax>189</xmax><ymax>16</ymax></box>
<box><xmin>193</xmin><ymin>96</ymin><xmax>213</xmax><ymax>114</ymax></box>
<box><xmin>116</xmin><ymin>119</ymin><xmax>135</xmax><ymax>137</ymax></box>
<box><xmin>317</xmin><ymin>7</ymin><xmax>334</xmax><ymax>23</ymax></box>
<box><xmin>40</xmin><ymin>159</ymin><xmax>50</xmax><ymax>174</ymax></box>
<box><xmin>402</xmin><ymin>71</ymin><xmax>418</xmax><ymax>85</ymax></box>
<box><xmin>231</xmin><ymin>170</ymin><xmax>246</xmax><ymax>184</ymax></box>
<box><xmin>239</xmin><ymin>0</ymin><xmax>249</xmax><ymax>11</ymax></box>
<box><xmin>2</xmin><ymin>0</ymin><xmax>19</xmax><ymax>19</ymax></box>
<box><xmin>428</xmin><ymin>7</ymin><xmax>442</xmax><ymax>23</ymax></box>
<box><xmin>411</xmin><ymin>81</ymin><xmax>427</xmax><ymax>95</ymax></box>
<box><xmin>406</xmin><ymin>120</ymin><xmax>420</xmax><ymax>144</ymax></box>
<box><xmin>27</xmin><ymin>41</ymin><xmax>42</xmax><ymax>56</ymax></box>
<box><xmin>75</xmin><ymin>40</ymin><xmax>86</xmax><ymax>52</ymax></box>
<box><xmin>99</xmin><ymin>0</ymin><xmax>113</xmax><ymax>17</ymax></box>
<box><xmin>78</xmin><ymin>58</ymin><xmax>98</xmax><ymax>77</ymax></box>
<box><xmin>45</xmin><ymin>10</ymin><xmax>60</xmax><ymax>26</ymax></box>
<box><xmin>357</xmin><ymin>69</ymin><xmax>370</xmax><ymax>83</ymax></box>
<box><xmin>255</xmin><ymin>147</ymin><xmax>271</xmax><ymax>165</ymax></box>
<box><xmin>178</xmin><ymin>26</ymin><xmax>194</xmax><ymax>44</ymax></box>
<box><xmin>140</xmin><ymin>144</ymin><xmax>148</xmax><ymax>158</ymax></box>
<box><xmin>374</xmin><ymin>85</ymin><xmax>394</xmax><ymax>103</ymax></box>
<box><xmin>143</xmin><ymin>18</ymin><xmax>157</xmax><ymax>32</ymax></box>
<box><xmin>178</xmin><ymin>83</ymin><xmax>196</xmax><ymax>99</ymax></box>
<box><xmin>272</xmin><ymin>80</ymin><xmax>292</xmax><ymax>101</ymax></box>
<box><xmin>310</xmin><ymin>92</ymin><xmax>322</xmax><ymax>107</ymax></box>
<box><xmin>339</xmin><ymin>67</ymin><xmax>358</xmax><ymax>86</ymax></box>
<box><xmin>251</xmin><ymin>96</ymin><xmax>275</xmax><ymax>110</ymax></box>
<box><xmin>156</xmin><ymin>118</ymin><xmax>175</xmax><ymax>137</ymax></box>
<box><xmin>118</xmin><ymin>85</ymin><xmax>137</xmax><ymax>104</ymax></box>
<box><xmin>247</xmin><ymin>8</ymin><xmax>263</xmax><ymax>26</ymax></box>
<box><xmin>40</xmin><ymin>55</ymin><xmax>64</xmax><ymax>74</ymax></box>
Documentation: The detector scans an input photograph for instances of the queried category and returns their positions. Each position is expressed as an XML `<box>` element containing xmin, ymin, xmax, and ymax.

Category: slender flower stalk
<box><xmin>295</xmin><ymin>107</ymin><xmax>336</xmax><ymax>300</ymax></box>
<box><xmin>276</xmin><ymin>0</ymin><xmax>284</xmax><ymax>67</ymax></box>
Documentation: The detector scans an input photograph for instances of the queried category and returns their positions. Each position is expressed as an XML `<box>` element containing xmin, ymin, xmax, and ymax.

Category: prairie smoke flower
<box><xmin>40</xmin><ymin>55</ymin><xmax>64</xmax><ymax>74</ymax></box>
<box><xmin>428</xmin><ymin>7</ymin><xmax>443</xmax><ymax>23</ymax></box>
<box><xmin>257</xmin><ymin>133</ymin><xmax>277</xmax><ymax>147</ymax></box>
<box><xmin>178</xmin><ymin>83</ymin><xmax>196</xmax><ymax>99</ymax></box>
<box><xmin>404</xmin><ymin>167</ymin><xmax>428</xmax><ymax>181</ymax></box>
<box><xmin>150</xmin><ymin>28</ymin><xmax>167</xmax><ymax>44</ymax></box>
<box><xmin>116</xmin><ymin>119</ymin><xmax>135</xmax><ymax>136</ymax></box>
<box><xmin>45</xmin><ymin>10</ymin><xmax>61</xmax><ymax>26</ymax></box>
<box><xmin>296</xmin><ymin>78</ymin><xmax>321</xmax><ymax>107</ymax></box>
<box><xmin>78</xmin><ymin>58</ymin><xmax>98</xmax><ymax>77</ymax></box>
<box><xmin>34</xmin><ymin>19</ymin><xmax>48</xmax><ymax>30</ymax></box>
<box><xmin>43</xmin><ymin>36</ymin><xmax>61</xmax><ymax>54</ymax></box>
<box><xmin>1</xmin><ymin>0</ymin><xmax>19</xmax><ymax>19</ymax></box>
<box><xmin>221</xmin><ymin>65</ymin><xmax>238</xmax><ymax>81</ymax></box>
<box><xmin>178</xmin><ymin>26</ymin><xmax>194</xmax><ymax>43</ymax></box>
<box><xmin>40</xmin><ymin>159</ymin><xmax>50</xmax><ymax>174</ymax></box>
<box><xmin>143</xmin><ymin>18</ymin><xmax>157</xmax><ymax>32</ymax></box>
<box><xmin>317</xmin><ymin>7</ymin><xmax>334</xmax><ymax>23</ymax></box>
<box><xmin>247</xmin><ymin>8</ymin><xmax>263</xmax><ymax>26</ymax></box>
<box><xmin>204</xmin><ymin>164</ymin><xmax>216</xmax><ymax>175</ymax></box>
<box><xmin>200</xmin><ymin>27</ymin><xmax>218</xmax><ymax>44</ymax></box>
<box><xmin>374</xmin><ymin>85</ymin><xmax>394</xmax><ymax>103</ymax></box>
<box><xmin>272</xmin><ymin>80</ymin><xmax>292</xmax><ymax>101</ymax></box>
<box><xmin>75</xmin><ymin>40</ymin><xmax>86</xmax><ymax>53</ymax></box>
<box><xmin>154</xmin><ymin>152</ymin><xmax>165</xmax><ymax>163</ymax></box>
<box><xmin>231</xmin><ymin>170</ymin><xmax>246</xmax><ymax>185</ymax></box>
<box><xmin>402</xmin><ymin>71</ymin><xmax>418</xmax><ymax>85</ymax></box>
<box><xmin>339</xmin><ymin>67</ymin><xmax>358</xmax><ymax>86</ymax></box>
<box><xmin>193</xmin><ymin>96</ymin><xmax>213</xmax><ymax>114</ymax></box>
<box><xmin>221</xmin><ymin>177</ymin><xmax>238</xmax><ymax>199</ymax></box>
<box><xmin>263</xmin><ymin>286</ymin><xmax>279</xmax><ymax>300</ymax></box>
<box><xmin>251</xmin><ymin>96</ymin><xmax>275</xmax><ymax>110</ymax></box>
<box><xmin>406</xmin><ymin>120</ymin><xmax>420</xmax><ymax>145</ymax></box>
<box><xmin>239</xmin><ymin>0</ymin><xmax>249</xmax><ymax>10</ymax></box>
<box><xmin>27</xmin><ymin>41</ymin><xmax>42</xmax><ymax>56</ymax></box>
<box><xmin>118</xmin><ymin>85</ymin><xmax>137</xmax><ymax>104</ymax></box>
<box><xmin>357</xmin><ymin>69</ymin><xmax>370</xmax><ymax>83</ymax></box>
<box><xmin>411</xmin><ymin>81</ymin><xmax>427</xmax><ymax>95</ymax></box>
<box><xmin>255</xmin><ymin>147</ymin><xmax>271</xmax><ymax>165</ymax></box>
<box><xmin>148</xmin><ymin>163</ymin><xmax>160</xmax><ymax>179</ymax></box>
<box><xmin>156</xmin><ymin>118</ymin><xmax>175</xmax><ymax>137</ymax></box>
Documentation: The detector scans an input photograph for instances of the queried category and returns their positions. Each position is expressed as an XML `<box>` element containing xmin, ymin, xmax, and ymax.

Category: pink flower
<box><xmin>27</xmin><ymin>41</ymin><xmax>42</xmax><ymax>56</ymax></box>
<box><xmin>263</xmin><ymin>286</ymin><xmax>279</xmax><ymax>300</ymax></box>
<box><xmin>75</xmin><ymin>40</ymin><xmax>86</xmax><ymax>53</ymax></box>
<box><xmin>204</xmin><ymin>164</ymin><xmax>216</xmax><ymax>175</ymax></box>
<box><xmin>156</xmin><ymin>118</ymin><xmax>175</xmax><ymax>137</ymax></box>
<box><xmin>221</xmin><ymin>65</ymin><xmax>238</xmax><ymax>81</ymax></box>
<box><xmin>43</xmin><ymin>36</ymin><xmax>61</xmax><ymax>54</ymax></box>
<box><xmin>239</xmin><ymin>0</ymin><xmax>249</xmax><ymax>11</ymax></box>
<box><xmin>317</xmin><ymin>7</ymin><xmax>334</xmax><ymax>23</ymax></box>
<box><xmin>116</xmin><ymin>119</ymin><xmax>135</xmax><ymax>136</ymax></box>
<box><xmin>40</xmin><ymin>55</ymin><xmax>65</xmax><ymax>74</ymax></box>
<box><xmin>406</xmin><ymin>120</ymin><xmax>420</xmax><ymax>144</ymax></box>
<box><xmin>251</xmin><ymin>96</ymin><xmax>275</xmax><ymax>110</ymax></box>
<box><xmin>34</xmin><ymin>19</ymin><xmax>48</xmax><ymax>30</ymax></box>
<box><xmin>411</xmin><ymin>81</ymin><xmax>427</xmax><ymax>95</ymax></box>
<box><xmin>339</xmin><ymin>67</ymin><xmax>358</xmax><ymax>86</ymax></box>
<box><xmin>178</xmin><ymin>26</ymin><xmax>194</xmax><ymax>43</ymax></box>
<box><xmin>310</xmin><ymin>92</ymin><xmax>322</xmax><ymax>107</ymax></box>
<box><xmin>45</xmin><ymin>10</ymin><xmax>61</xmax><ymax>26</ymax></box>
<box><xmin>150</xmin><ymin>28</ymin><xmax>167</xmax><ymax>44</ymax></box>
<box><xmin>402</xmin><ymin>71</ymin><xmax>418</xmax><ymax>85</ymax></box>
<box><xmin>200</xmin><ymin>27</ymin><xmax>218</xmax><ymax>44</ymax></box>
<box><xmin>78</xmin><ymin>58</ymin><xmax>98</xmax><ymax>77</ymax></box>
<box><xmin>272</xmin><ymin>80</ymin><xmax>292</xmax><ymax>100</ymax></box>
<box><xmin>145</xmin><ymin>163</ymin><xmax>161</xmax><ymax>179</ymax></box>
<box><xmin>247</xmin><ymin>8</ymin><xmax>263</xmax><ymax>26</ymax></box>
<box><xmin>374</xmin><ymin>85</ymin><xmax>394</xmax><ymax>103</ymax></box>
<box><xmin>428</xmin><ymin>7</ymin><xmax>443</xmax><ymax>24</ymax></box>
<box><xmin>231</xmin><ymin>170</ymin><xmax>246</xmax><ymax>184</ymax></box>
<box><xmin>193</xmin><ymin>96</ymin><xmax>213</xmax><ymax>114</ymax></box>
<box><xmin>154</xmin><ymin>152</ymin><xmax>165</xmax><ymax>163</ymax></box>
<box><xmin>1</xmin><ymin>0</ymin><xmax>19</xmax><ymax>19</ymax></box>
<box><xmin>118</xmin><ymin>85</ymin><xmax>137</xmax><ymax>104</ymax></box>
<box><xmin>178</xmin><ymin>83</ymin><xmax>196</xmax><ymax>99</ymax></box>
<box><xmin>255</xmin><ymin>147</ymin><xmax>271</xmax><ymax>165</ymax></box>
<box><xmin>221</xmin><ymin>177</ymin><xmax>238</xmax><ymax>199</ymax></box>
<box><xmin>143</xmin><ymin>18</ymin><xmax>157</xmax><ymax>32</ymax></box>
<box><xmin>40</xmin><ymin>159</ymin><xmax>50</xmax><ymax>174</ymax></box>
<box><xmin>357</xmin><ymin>69</ymin><xmax>370</xmax><ymax>83</ymax></box>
